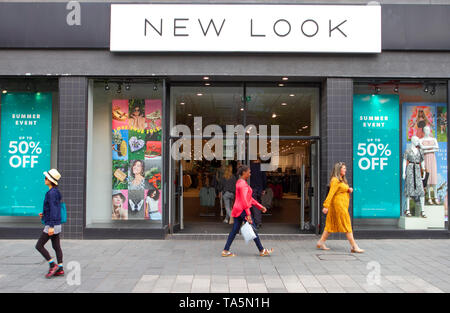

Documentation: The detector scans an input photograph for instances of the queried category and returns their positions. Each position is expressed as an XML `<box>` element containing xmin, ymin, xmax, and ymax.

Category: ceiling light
<box><xmin>282</xmin><ymin>77</ymin><xmax>289</xmax><ymax>81</ymax></box>
<box><xmin>393</xmin><ymin>86</ymin><xmax>399</xmax><ymax>93</ymax></box>
<box><xmin>375</xmin><ymin>86</ymin><xmax>381</xmax><ymax>94</ymax></box>
<box><xmin>281</xmin><ymin>102</ymin><xmax>287</xmax><ymax>106</ymax></box>
<box><xmin>205</xmin><ymin>83</ymin><xmax>210</xmax><ymax>86</ymax></box>
<box><xmin>2</xmin><ymin>89</ymin><xmax>7</xmax><ymax>94</ymax></box>
<box><xmin>289</xmin><ymin>94</ymin><xmax>295</xmax><ymax>97</ymax></box>
<box><xmin>117</xmin><ymin>83</ymin><xmax>122</xmax><ymax>94</ymax></box>
<box><xmin>180</xmin><ymin>102</ymin><xmax>185</xmax><ymax>105</ymax></box>
<box><xmin>423</xmin><ymin>85</ymin><xmax>429</xmax><ymax>93</ymax></box>
<box><xmin>197</xmin><ymin>93</ymin><xmax>203</xmax><ymax>96</ymax></box>
<box><xmin>187</xmin><ymin>113</ymin><xmax>192</xmax><ymax>116</ymax></box>
<box><xmin>125</xmin><ymin>83</ymin><xmax>131</xmax><ymax>91</ymax></box>
<box><xmin>272</xmin><ymin>113</ymin><xmax>277</xmax><ymax>118</ymax></box>
<box><xmin>302</xmin><ymin>126</ymin><xmax>308</xmax><ymax>129</ymax></box>
<box><xmin>153</xmin><ymin>84</ymin><xmax>158</xmax><ymax>91</ymax></box>
<box><xmin>104</xmin><ymin>82</ymin><xmax>110</xmax><ymax>91</ymax></box>
<box><xmin>203</xmin><ymin>76</ymin><xmax>210</xmax><ymax>80</ymax></box>
<box><xmin>278</xmin><ymin>83</ymin><xmax>285</xmax><ymax>87</ymax></box>
<box><xmin>430</xmin><ymin>85</ymin><xmax>436</xmax><ymax>95</ymax></box>
<box><xmin>240</xmin><ymin>108</ymin><xmax>244</xmax><ymax>111</ymax></box>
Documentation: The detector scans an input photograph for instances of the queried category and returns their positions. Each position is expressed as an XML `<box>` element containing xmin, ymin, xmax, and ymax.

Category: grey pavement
<box><xmin>0</xmin><ymin>237</ymin><xmax>449</xmax><ymax>293</ymax></box>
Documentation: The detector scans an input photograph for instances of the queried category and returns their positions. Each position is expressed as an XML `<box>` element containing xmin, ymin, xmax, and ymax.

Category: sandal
<box><xmin>316</xmin><ymin>242</ymin><xmax>330</xmax><ymax>251</ymax></box>
<box><xmin>420</xmin><ymin>211</ymin><xmax>427</xmax><ymax>218</ymax></box>
<box><xmin>259</xmin><ymin>248</ymin><xmax>274</xmax><ymax>257</ymax></box>
<box><xmin>221</xmin><ymin>250</ymin><xmax>236</xmax><ymax>257</ymax></box>
<box><xmin>404</xmin><ymin>210</ymin><xmax>412</xmax><ymax>217</ymax></box>
<box><xmin>351</xmin><ymin>247</ymin><xmax>365</xmax><ymax>253</ymax></box>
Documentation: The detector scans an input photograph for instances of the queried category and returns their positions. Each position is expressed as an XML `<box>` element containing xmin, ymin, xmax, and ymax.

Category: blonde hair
<box><xmin>223</xmin><ymin>165</ymin><xmax>233</xmax><ymax>180</ymax></box>
<box><xmin>329</xmin><ymin>162</ymin><xmax>348</xmax><ymax>185</ymax></box>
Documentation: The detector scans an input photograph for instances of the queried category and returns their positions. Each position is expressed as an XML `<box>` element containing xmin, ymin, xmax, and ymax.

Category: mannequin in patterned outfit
<box><xmin>403</xmin><ymin>136</ymin><xmax>426</xmax><ymax>217</ymax></box>
<box><xmin>420</xmin><ymin>126</ymin><xmax>440</xmax><ymax>205</ymax></box>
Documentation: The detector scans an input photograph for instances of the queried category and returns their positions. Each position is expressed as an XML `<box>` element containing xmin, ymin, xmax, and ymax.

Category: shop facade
<box><xmin>0</xmin><ymin>1</ymin><xmax>449</xmax><ymax>239</ymax></box>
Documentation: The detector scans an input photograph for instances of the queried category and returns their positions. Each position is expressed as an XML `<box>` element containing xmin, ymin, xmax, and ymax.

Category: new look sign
<box><xmin>110</xmin><ymin>4</ymin><xmax>381</xmax><ymax>53</ymax></box>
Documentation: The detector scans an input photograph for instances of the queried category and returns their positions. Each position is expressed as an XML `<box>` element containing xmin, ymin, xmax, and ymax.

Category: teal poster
<box><xmin>0</xmin><ymin>93</ymin><xmax>53</xmax><ymax>216</ymax></box>
<box><xmin>353</xmin><ymin>95</ymin><xmax>400</xmax><ymax>218</ymax></box>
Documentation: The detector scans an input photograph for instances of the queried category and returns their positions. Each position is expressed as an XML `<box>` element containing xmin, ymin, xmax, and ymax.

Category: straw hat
<box><xmin>43</xmin><ymin>169</ymin><xmax>61</xmax><ymax>186</ymax></box>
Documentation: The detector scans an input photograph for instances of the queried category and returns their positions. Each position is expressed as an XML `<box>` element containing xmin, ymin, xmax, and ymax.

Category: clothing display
<box><xmin>421</xmin><ymin>139</ymin><xmax>438</xmax><ymax>185</ymax></box>
<box><xmin>323</xmin><ymin>177</ymin><xmax>352</xmax><ymax>233</ymax></box>
<box><xmin>261</xmin><ymin>187</ymin><xmax>274</xmax><ymax>209</ymax></box>
<box><xmin>404</xmin><ymin>147</ymin><xmax>425</xmax><ymax>197</ymax></box>
<box><xmin>183</xmin><ymin>174</ymin><xmax>192</xmax><ymax>188</ymax></box>
<box><xmin>199</xmin><ymin>187</ymin><xmax>216</xmax><ymax>207</ymax></box>
<box><xmin>218</xmin><ymin>176</ymin><xmax>237</xmax><ymax>194</ymax></box>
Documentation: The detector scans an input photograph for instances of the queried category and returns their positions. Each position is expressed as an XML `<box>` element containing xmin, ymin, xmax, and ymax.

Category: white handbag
<box><xmin>240</xmin><ymin>222</ymin><xmax>257</xmax><ymax>243</ymax></box>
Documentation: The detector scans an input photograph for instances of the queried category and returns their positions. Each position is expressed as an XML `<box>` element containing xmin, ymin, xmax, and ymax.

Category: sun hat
<box><xmin>112</xmin><ymin>190</ymin><xmax>126</xmax><ymax>202</ymax></box>
<box><xmin>43</xmin><ymin>169</ymin><xmax>61</xmax><ymax>186</ymax></box>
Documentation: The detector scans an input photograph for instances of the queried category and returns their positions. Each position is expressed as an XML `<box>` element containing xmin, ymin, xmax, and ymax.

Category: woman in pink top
<box><xmin>222</xmin><ymin>165</ymin><xmax>274</xmax><ymax>257</ymax></box>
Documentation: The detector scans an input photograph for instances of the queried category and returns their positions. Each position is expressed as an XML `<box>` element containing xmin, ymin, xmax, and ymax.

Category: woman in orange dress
<box><xmin>316</xmin><ymin>162</ymin><xmax>364</xmax><ymax>253</ymax></box>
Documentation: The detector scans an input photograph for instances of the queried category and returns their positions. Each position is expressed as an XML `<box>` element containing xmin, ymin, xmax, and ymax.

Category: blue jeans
<box><xmin>224</xmin><ymin>210</ymin><xmax>264</xmax><ymax>252</ymax></box>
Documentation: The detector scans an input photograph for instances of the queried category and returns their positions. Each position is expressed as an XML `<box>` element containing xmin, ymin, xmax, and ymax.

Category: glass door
<box><xmin>169</xmin><ymin>82</ymin><xmax>320</xmax><ymax>233</ymax></box>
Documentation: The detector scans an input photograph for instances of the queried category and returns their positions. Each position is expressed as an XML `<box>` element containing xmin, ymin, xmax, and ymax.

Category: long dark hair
<box><xmin>147</xmin><ymin>185</ymin><xmax>160</xmax><ymax>201</ymax></box>
<box><xmin>131</xmin><ymin>160</ymin><xmax>145</xmax><ymax>178</ymax></box>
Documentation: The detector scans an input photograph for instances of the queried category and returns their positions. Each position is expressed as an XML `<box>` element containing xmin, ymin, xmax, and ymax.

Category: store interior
<box><xmin>171</xmin><ymin>83</ymin><xmax>319</xmax><ymax>234</ymax></box>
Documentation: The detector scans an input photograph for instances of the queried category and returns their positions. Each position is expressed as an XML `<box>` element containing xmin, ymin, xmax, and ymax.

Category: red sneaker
<box><xmin>54</xmin><ymin>267</ymin><xmax>64</xmax><ymax>277</ymax></box>
<box><xmin>45</xmin><ymin>264</ymin><xmax>59</xmax><ymax>279</ymax></box>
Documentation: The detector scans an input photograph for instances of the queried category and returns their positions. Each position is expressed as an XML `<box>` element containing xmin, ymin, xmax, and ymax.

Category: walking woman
<box><xmin>316</xmin><ymin>162</ymin><xmax>364</xmax><ymax>253</ymax></box>
<box><xmin>222</xmin><ymin>165</ymin><xmax>273</xmax><ymax>257</ymax></box>
<box><xmin>36</xmin><ymin>169</ymin><xmax>64</xmax><ymax>278</ymax></box>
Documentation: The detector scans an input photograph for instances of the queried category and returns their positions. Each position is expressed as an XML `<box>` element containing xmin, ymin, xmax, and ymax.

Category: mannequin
<box><xmin>419</xmin><ymin>126</ymin><xmax>440</xmax><ymax>205</ymax></box>
<box><xmin>402</xmin><ymin>136</ymin><xmax>426</xmax><ymax>218</ymax></box>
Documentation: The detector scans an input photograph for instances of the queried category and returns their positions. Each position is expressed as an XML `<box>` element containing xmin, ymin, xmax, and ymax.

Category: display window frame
<box><xmin>353</xmin><ymin>80</ymin><xmax>449</xmax><ymax>232</ymax></box>
<box><xmin>85</xmin><ymin>77</ymin><xmax>167</xmax><ymax>232</ymax></box>
<box><xmin>0</xmin><ymin>77</ymin><xmax>59</xmax><ymax>229</ymax></box>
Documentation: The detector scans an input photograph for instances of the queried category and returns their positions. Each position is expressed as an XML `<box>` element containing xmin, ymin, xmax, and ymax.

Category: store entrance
<box><xmin>169</xmin><ymin>83</ymin><xmax>320</xmax><ymax>234</ymax></box>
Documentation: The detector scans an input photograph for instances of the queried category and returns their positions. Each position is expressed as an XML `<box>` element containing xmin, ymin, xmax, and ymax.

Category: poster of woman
<box><xmin>112</xmin><ymin>190</ymin><xmax>128</xmax><ymax>220</ymax></box>
<box><xmin>405</xmin><ymin>105</ymin><xmax>435</xmax><ymax>140</ymax></box>
<box><xmin>129</xmin><ymin>99</ymin><xmax>146</xmax><ymax>130</ymax></box>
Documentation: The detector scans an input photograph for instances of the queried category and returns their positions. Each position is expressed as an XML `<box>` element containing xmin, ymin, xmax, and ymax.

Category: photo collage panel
<box><xmin>112</xmin><ymin>99</ymin><xmax>162</xmax><ymax>221</ymax></box>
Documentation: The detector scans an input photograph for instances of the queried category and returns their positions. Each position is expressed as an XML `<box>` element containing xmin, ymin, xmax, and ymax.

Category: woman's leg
<box><xmin>252</xmin><ymin>227</ymin><xmax>264</xmax><ymax>252</ymax></box>
<box><xmin>319</xmin><ymin>230</ymin><xmax>330</xmax><ymax>243</ymax></box>
<box><xmin>224</xmin><ymin>214</ymin><xmax>243</xmax><ymax>251</ymax></box>
<box><xmin>223</xmin><ymin>193</ymin><xmax>233</xmax><ymax>220</ymax></box>
<box><xmin>317</xmin><ymin>230</ymin><xmax>330</xmax><ymax>249</ymax></box>
<box><xmin>345</xmin><ymin>232</ymin><xmax>360</xmax><ymax>249</ymax></box>
<box><xmin>50</xmin><ymin>234</ymin><xmax>63</xmax><ymax>264</ymax></box>
<box><xmin>35</xmin><ymin>232</ymin><xmax>52</xmax><ymax>261</ymax></box>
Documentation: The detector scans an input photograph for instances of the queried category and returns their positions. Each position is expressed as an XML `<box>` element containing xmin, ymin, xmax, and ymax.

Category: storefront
<box><xmin>0</xmin><ymin>1</ymin><xmax>449</xmax><ymax>239</ymax></box>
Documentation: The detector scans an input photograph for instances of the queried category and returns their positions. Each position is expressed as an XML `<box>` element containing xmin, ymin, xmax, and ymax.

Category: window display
<box><xmin>0</xmin><ymin>78</ymin><xmax>59</xmax><ymax>227</ymax></box>
<box><xmin>353</xmin><ymin>81</ymin><xmax>448</xmax><ymax>231</ymax></box>
<box><xmin>86</xmin><ymin>79</ymin><xmax>163</xmax><ymax>228</ymax></box>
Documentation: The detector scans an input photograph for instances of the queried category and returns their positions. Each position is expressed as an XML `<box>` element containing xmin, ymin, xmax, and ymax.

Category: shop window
<box><xmin>0</xmin><ymin>78</ymin><xmax>59</xmax><ymax>228</ymax></box>
<box><xmin>86</xmin><ymin>79</ymin><xmax>164</xmax><ymax>229</ymax></box>
<box><xmin>353</xmin><ymin>81</ymin><xmax>448</xmax><ymax>230</ymax></box>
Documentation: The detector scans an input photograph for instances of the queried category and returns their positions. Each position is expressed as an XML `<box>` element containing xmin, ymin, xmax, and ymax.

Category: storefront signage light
<box><xmin>110</xmin><ymin>4</ymin><xmax>381</xmax><ymax>53</ymax></box>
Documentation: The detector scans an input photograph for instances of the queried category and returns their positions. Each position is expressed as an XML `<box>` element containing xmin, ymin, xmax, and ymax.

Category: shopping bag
<box><xmin>240</xmin><ymin>222</ymin><xmax>257</xmax><ymax>243</ymax></box>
